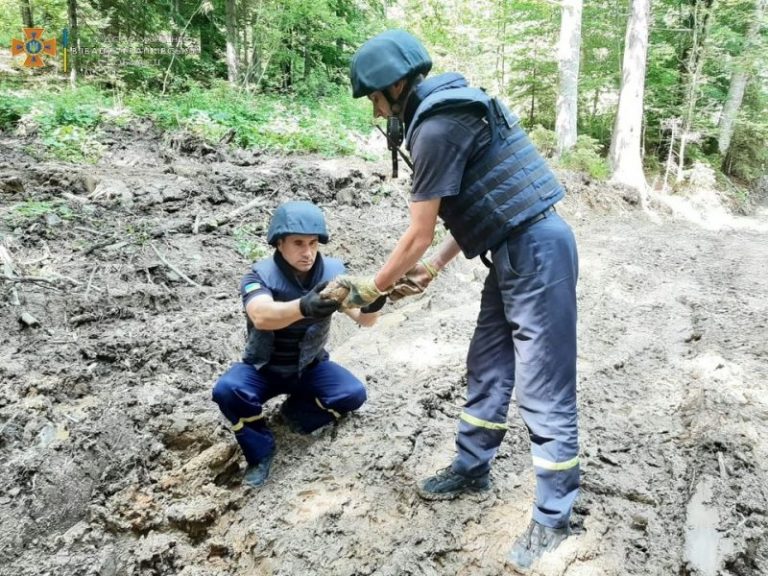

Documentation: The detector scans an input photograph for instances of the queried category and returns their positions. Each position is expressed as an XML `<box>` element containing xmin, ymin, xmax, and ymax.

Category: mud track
<box><xmin>1</xmin><ymin>126</ymin><xmax>767</xmax><ymax>576</ymax></box>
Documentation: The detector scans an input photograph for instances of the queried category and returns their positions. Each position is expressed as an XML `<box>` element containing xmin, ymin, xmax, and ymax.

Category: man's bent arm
<box><xmin>246</xmin><ymin>295</ymin><xmax>304</xmax><ymax>330</ymax></box>
<box><xmin>427</xmin><ymin>233</ymin><xmax>462</xmax><ymax>272</ymax></box>
<box><xmin>344</xmin><ymin>308</ymin><xmax>379</xmax><ymax>327</ymax></box>
<box><xmin>373</xmin><ymin>198</ymin><xmax>440</xmax><ymax>290</ymax></box>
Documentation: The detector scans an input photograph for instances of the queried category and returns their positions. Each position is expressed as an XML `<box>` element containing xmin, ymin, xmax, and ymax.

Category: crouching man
<box><xmin>212</xmin><ymin>201</ymin><xmax>380</xmax><ymax>487</ymax></box>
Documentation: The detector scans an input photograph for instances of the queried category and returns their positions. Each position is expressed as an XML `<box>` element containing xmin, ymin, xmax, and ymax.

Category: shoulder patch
<box><xmin>244</xmin><ymin>282</ymin><xmax>262</xmax><ymax>294</ymax></box>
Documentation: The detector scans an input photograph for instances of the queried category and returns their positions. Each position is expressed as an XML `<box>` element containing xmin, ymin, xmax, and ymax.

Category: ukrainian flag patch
<box><xmin>244</xmin><ymin>282</ymin><xmax>262</xmax><ymax>294</ymax></box>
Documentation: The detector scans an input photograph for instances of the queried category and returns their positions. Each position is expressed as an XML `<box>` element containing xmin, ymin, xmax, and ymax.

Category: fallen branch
<box><xmin>150</xmin><ymin>242</ymin><xmax>201</xmax><ymax>288</ymax></box>
<box><xmin>201</xmin><ymin>197</ymin><xmax>269</xmax><ymax>231</ymax></box>
<box><xmin>1</xmin><ymin>274</ymin><xmax>60</xmax><ymax>286</ymax></box>
<box><xmin>82</xmin><ymin>236</ymin><xmax>122</xmax><ymax>256</ymax></box>
<box><xmin>0</xmin><ymin>244</ymin><xmax>21</xmax><ymax>305</ymax></box>
<box><xmin>84</xmin><ymin>266</ymin><xmax>98</xmax><ymax>300</ymax></box>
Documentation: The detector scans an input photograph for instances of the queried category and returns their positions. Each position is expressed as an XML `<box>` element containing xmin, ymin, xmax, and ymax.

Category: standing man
<box><xmin>339</xmin><ymin>30</ymin><xmax>580</xmax><ymax>571</ymax></box>
<box><xmin>213</xmin><ymin>201</ymin><xmax>379</xmax><ymax>488</ymax></box>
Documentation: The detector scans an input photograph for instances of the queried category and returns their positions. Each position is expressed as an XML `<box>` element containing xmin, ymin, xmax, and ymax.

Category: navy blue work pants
<box><xmin>212</xmin><ymin>361</ymin><xmax>367</xmax><ymax>465</ymax></box>
<box><xmin>452</xmin><ymin>211</ymin><xmax>580</xmax><ymax>529</ymax></box>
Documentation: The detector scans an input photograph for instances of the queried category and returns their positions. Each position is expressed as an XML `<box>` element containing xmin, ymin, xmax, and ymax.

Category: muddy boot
<box><xmin>506</xmin><ymin>520</ymin><xmax>570</xmax><ymax>572</ymax></box>
<box><xmin>416</xmin><ymin>466</ymin><xmax>490</xmax><ymax>500</ymax></box>
<box><xmin>243</xmin><ymin>452</ymin><xmax>274</xmax><ymax>488</ymax></box>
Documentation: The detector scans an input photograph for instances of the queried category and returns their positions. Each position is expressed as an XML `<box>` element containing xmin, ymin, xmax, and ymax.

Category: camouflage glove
<box><xmin>335</xmin><ymin>275</ymin><xmax>388</xmax><ymax>308</ymax></box>
<box><xmin>390</xmin><ymin>259</ymin><xmax>439</xmax><ymax>302</ymax></box>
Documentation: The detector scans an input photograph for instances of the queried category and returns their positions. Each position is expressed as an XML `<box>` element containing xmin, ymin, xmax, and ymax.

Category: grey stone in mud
<box><xmin>166</xmin><ymin>498</ymin><xmax>218</xmax><ymax>538</ymax></box>
<box><xmin>0</xmin><ymin>174</ymin><xmax>25</xmax><ymax>194</ymax></box>
<box><xmin>82</xmin><ymin>174</ymin><xmax>99</xmax><ymax>194</ymax></box>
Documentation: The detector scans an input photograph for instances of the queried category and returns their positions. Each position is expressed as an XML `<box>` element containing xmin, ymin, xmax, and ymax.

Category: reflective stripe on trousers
<box><xmin>452</xmin><ymin>210</ymin><xmax>580</xmax><ymax>528</ymax></box>
<box><xmin>212</xmin><ymin>360</ymin><xmax>367</xmax><ymax>464</ymax></box>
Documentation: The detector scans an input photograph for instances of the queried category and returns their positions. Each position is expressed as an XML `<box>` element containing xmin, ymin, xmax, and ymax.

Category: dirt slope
<box><xmin>0</xmin><ymin>127</ymin><xmax>766</xmax><ymax>576</ymax></box>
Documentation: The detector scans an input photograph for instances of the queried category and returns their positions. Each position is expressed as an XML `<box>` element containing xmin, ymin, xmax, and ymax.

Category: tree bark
<box><xmin>20</xmin><ymin>0</ymin><xmax>34</xmax><ymax>28</ymax></box>
<box><xmin>68</xmin><ymin>0</ymin><xmax>79</xmax><ymax>87</ymax></box>
<box><xmin>677</xmin><ymin>0</ymin><xmax>716</xmax><ymax>182</ymax></box>
<box><xmin>496</xmin><ymin>0</ymin><xmax>508</xmax><ymax>95</ymax></box>
<box><xmin>609</xmin><ymin>0</ymin><xmax>650</xmax><ymax>193</ymax></box>
<box><xmin>717</xmin><ymin>0</ymin><xmax>766</xmax><ymax>156</ymax></box>
<box><xmin>225</xmin><ymin>0</ymin><xmax>239</xmax><ymax>85</ymax></box>
<box><xmin>555</xmin><ymin>0</ymin><xmax>583</xmax><ymax>156</ymax></box>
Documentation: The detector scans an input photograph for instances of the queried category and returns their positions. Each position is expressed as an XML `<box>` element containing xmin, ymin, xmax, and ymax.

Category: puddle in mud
<box><xmin>684</xmin><ymin>475</ymin><xmax>733</xmax><ymax>575</ymax></box>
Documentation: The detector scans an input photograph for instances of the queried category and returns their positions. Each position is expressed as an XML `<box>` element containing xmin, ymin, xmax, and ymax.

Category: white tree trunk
<box><xmin>555</xmin><ymin>0</ymin><xmax>583</xmax><ymax>156</ymax></box>
<box><xmin>718</xmin><ymin>0</ymin><xmax>766</xmax><ymax>155</ymax></box>
<box><xmin>609</xmin><ymin>0</ymin><xmax>650</xmax><ymax>193</ymax></box>
<box><xmin>68</xmin><ymin>0</ymin><xmax>78</xmax><ymax>87</ymax></box>
<box><xmin>225</xmin><ymin>0</ymin><xmax>239</xmax><ymax>85</ymax></box>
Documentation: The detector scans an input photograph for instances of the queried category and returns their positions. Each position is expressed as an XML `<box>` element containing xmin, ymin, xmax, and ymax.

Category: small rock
<box><xmin>166</xmin><ymin>498</ymin><xmax>218</xmax><ymax>538</ymax></box>
<box><xmin>82</xmin><ymin>174</ymin><xmax>100</xmax><ymax>194</ymax></box>
<box><xmin>19</xmin><ymin>311</ymin><xmax>40</xmax><ymax>328</ymax></box>
<box><xmin>631</xmin><ymin>513</ymin><xmax>649</xmax><ymax>531</ymax></box>
<box><xmin>45</xmin><ymin>212</ymin><xmax>63</xmax><ymax>227</ymax></box>
<box><xmin>91</xmin><ymin>179</ymin><xmax>129</xmax><ymax>201</ymax></box>
<box><xmin>1</xmin><ymin>175</ymin><xmax>25</xmax><ymax>194</ymax></box>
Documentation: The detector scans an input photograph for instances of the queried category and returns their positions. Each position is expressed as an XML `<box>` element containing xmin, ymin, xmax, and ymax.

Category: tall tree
<box><xmin>609</xmin><ymin>0</ymin><xmax>650</xmax><ymax>192</ymax></box>
<box><xmin>676</xmin><ymin>0</ymin><xmax>717</xmax><ymax>182</ymax></box>
<box><xmin>225</xmin><ymin>0</ymin><xmax>239</xmax><ymax>85</ymax></box>
<box><xmin>555</xmin><ymin>0</ymin><xmax>583</xmax><ymax>155</ymax></box>
<box><xmin>20</xmin><ymin>0</ymin><xmax>34</xmax><ymax>28</ymax></box>
<box><xmin>67</xmin><ymin>0</ymin><xmax>79</xmax><ymax>87</ymax></box>
<box><xmin>717</xmin><ymin>0</ymin><xmax>766</xmax><ymax>156</ymax></box>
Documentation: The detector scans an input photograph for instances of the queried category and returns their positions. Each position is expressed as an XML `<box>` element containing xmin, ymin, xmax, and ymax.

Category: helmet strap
<box><xmin>383</xmin><ymin>82</ymin><xmax>409</xmax><ymax>178</ymax></box>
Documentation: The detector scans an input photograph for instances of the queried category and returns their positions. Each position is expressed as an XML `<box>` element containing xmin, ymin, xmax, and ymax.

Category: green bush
<box><xmin>42</xmin><ymin>125</ymin><xmax>105</xmax><ymax>163</ymax></box>
<box><xmin>560</xmin><ymin>135</ymin><xmax>610</xmax><ymax>180</ymax></box>
<box><xmin>529</xmin><ymin>125</ymin><xmax>558</xmax><ymax>158</ymax></box>
<box><xmin>1</xmin><ymin>80</ymin><xmax>374</xmax><ymax>160</ymax></box>
<box><xmin>0</xmin><ymin>95</ymin><xmax>32</xmax><ymax>130</ymax></box>
<box><xmin>126</xmin><ymin>82</ymin><xmax>372</xmax><ymax>156</ymax></box>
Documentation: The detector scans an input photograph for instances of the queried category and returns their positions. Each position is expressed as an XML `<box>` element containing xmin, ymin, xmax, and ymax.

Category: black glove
<box><xmin>360</xmin><ymin>295</ymin><xmax>387</xmax><ymax>314</ymax></box>
<box><xmin>299</xmin><ymin>282</ymin><xmax>341</xmax><ymax>319</ymax></box>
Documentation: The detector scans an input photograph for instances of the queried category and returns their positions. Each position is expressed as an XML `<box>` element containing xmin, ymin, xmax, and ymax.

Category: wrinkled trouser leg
<box><xmin>453</xmin><ymin>212</ymin><xmax>580</xmax><ymax>528</ymax></box>
<box><xmin>212</xmin><ymin>362</ymin><xmax>281</xmax><ymax>465</ymax></box>
<box><xmin>281</xmin><ymin>360</ymin><xmax>367</xmax><ymax>433</ymax></box>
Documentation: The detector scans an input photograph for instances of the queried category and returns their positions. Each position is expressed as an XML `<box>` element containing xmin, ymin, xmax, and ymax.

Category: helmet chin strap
<box><xmin>384</xmin><ymin>89</ymin><xmax>406</xmax><ymax>178</ymax></box>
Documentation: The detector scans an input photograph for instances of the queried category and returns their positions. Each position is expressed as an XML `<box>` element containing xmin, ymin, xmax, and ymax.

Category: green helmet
<box><xmin>349</xmin><ymin>29</ymin><xmax>432</xmax><ymax>99</ymax></box>
<box><xmin>267</xmin><ymin>201</ymin><xmax>329</xmax><ymax>246</ymax></box>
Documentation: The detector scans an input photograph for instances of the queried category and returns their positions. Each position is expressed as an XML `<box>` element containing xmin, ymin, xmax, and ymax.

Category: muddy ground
<box><xmin>0</xmin><ymin>123</ymin><xmax>767</xmax><ymax>576</ymax></box>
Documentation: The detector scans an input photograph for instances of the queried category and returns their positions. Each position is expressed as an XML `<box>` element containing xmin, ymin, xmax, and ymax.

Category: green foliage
<box><xmin>233</xmin><ymin>224</ymin><xmax>268</xmax><ymax>261</ymax></box>
<box><xmin>0</xmin><ymin>95</ymin><xmax>32</xmax><ymax>130</ymax></box>
<box><xmin>42</xmin><ymin>124</ymin><xmax>105</xmax><ymax>162</ymax></box>
<box><xmin>560</xmin><ymin>136</ymin><xmax>610</xmax><ymax>181</ymax></box>
<box><xmin>528</xmin><ymin>125</ymin><xmax>558</xmax><ymax>159</ymax></box>
<box><xmin>126</xmin><ymin>81</ymin><xmax>373</xmax><ymax>155</ymax></box>
<box><xmin>5</xmin><ymin>200</ymin><xmax>73</xmax><ymax>225</ymax></box>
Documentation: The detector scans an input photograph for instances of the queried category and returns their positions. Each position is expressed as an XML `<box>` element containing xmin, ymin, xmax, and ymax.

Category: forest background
<box><xmin>0</xmin><ymin>0</ymin><xmax>766</xmax><ymax>205</ymax></box>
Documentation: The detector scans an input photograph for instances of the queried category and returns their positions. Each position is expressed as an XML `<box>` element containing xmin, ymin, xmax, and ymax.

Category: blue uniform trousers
<box><xmin>452</xmin><ymin>211</ymin><xmax>580</xmax><ymax>529</ymax></box>
<box><xmin>212</xmin><ymin>360</ymin><xmax>367</xmax><ymax>465</ymax></box>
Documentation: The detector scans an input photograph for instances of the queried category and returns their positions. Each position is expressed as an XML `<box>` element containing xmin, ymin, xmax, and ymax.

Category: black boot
<box><xmin>243</xmin><ymin>452</ymin><xmax>274</xmax><ymax>487</ymax></box>
<box><xmin>416</xmin><ymin>466</ymin><xmax>490</xmax><ymax>500</ymax></box>
<box><xmin>507</xmin><ymin>520</ymin><xmax>570</xmax><ymax>572</ymax></box>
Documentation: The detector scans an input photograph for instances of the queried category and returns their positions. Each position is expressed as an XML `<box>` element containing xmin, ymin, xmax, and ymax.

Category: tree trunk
<box><xmin>225</xmin><ymin>0</ymin><xmax>239</xmax><ymax>85</ymax></box>
<box><xmin>303</xmin><ymin>42</ymin><xmax>310</xmax><ymax>81</ymax></box>
<box><xmin>677</xmin><ymin>0</ymin><xmax>716</xmax><ymax>182</ymax></box>
<box><xmin>609</xmin><ymin>0</ymin><xmax>650</xmax><ymax>193</ymax></box>
<box><xmin>529</xmin><ymin>64</ymin><xmax>536</xmax><ymax>126</ymax></box>
<box><xmin>20</xmin><ymin>0</ymin><xmax>34</xmax><ymax>28</ymax></box>
<box><xmin>555</xmin><ymin>0</ymin><xmax>583</xmax><ymax>156</ymax></box>
<box><xmin>496</xmin><ymin>0</ymin><xmax>508</xmax><ymax>95</ymax></box>
<box><xmin>717</xmin><ymin>0</ymin><xmax>766</xmax><ymax>156</ymax></box>
<box><xmin>68</xmin><ymin>0</ymin><xmax>79</xmax><ymax>87</ymax></box>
